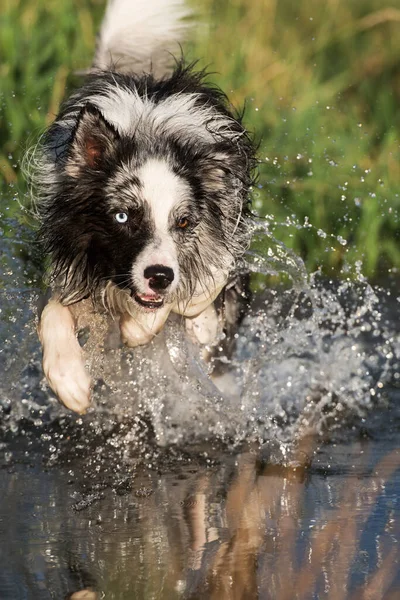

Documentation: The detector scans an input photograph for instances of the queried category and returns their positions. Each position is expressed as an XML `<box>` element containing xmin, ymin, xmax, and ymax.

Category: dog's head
<box><xmin>33</xmin><ymin>65</ymin><xmax>256</xmax><ymax>313</ymax></box>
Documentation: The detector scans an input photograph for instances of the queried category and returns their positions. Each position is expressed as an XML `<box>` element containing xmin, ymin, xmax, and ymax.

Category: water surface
<box><xmin>1</xmin><ymin>219</ymin><xmax>399</xmax><ymax>598</ymax></box>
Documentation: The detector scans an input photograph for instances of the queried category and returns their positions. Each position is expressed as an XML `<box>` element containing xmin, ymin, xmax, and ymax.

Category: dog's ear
<box><xmin>66</xmin><ymin>104</ymin><xmax>120</xmax><ymax>176</ymax></box>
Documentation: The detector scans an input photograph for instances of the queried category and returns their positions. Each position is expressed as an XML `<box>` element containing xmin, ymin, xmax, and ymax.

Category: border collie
<box><xmin>30</xmin><ymin>0</ymin><xmax>256</xmax><ymax>413</ymax></box>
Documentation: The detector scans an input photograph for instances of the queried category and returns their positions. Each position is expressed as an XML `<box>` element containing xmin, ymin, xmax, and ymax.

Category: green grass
<box><xmin>1</xmin><ymin>0</ymin><xmax>400</xmax><ymax>279</ymax></box>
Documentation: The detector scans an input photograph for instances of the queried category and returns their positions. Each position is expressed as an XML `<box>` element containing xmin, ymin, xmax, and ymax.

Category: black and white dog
<box><xmin>32</xmin><ymin>0</ymin><xmax>256</xmax><ymax>413</ymax></box>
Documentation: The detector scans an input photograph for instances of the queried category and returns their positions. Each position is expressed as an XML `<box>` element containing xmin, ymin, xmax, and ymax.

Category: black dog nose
<box><xmin>144</xmin><ymin>265</ymin><xmax>174</xmax><ymax>291</ymax></box>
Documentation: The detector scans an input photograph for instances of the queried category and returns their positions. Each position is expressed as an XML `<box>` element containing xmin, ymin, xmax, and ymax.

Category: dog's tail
<box><xmin>93</xmin><ymin>0</ymin><xmax>192</xmax><ymax>76</ymax></box>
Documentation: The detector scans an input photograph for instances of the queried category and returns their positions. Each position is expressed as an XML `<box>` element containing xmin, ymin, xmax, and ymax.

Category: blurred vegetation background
<box><xmin>1</xmin><ymin>0</ymin><xmax>400</xmax><ymax>279</ymax></box>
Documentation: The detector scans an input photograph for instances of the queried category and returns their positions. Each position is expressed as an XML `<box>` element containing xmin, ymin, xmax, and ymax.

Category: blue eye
<box><xmin>115</xmin><ymin>212</ymin><xmax>128</xmax><ymax>224</ymax></box>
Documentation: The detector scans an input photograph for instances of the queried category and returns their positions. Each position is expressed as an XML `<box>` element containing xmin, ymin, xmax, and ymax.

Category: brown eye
<box><xmin>177</xmin><ymin>216</ymin><xmax>189</xmax><ymax>229</ymax></box>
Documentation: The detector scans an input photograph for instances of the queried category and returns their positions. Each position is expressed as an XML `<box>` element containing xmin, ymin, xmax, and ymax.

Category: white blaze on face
<box><xmin>131</xmin><ymin>158</ymin><xmax>189</xmax><ymax>295</ymax></box>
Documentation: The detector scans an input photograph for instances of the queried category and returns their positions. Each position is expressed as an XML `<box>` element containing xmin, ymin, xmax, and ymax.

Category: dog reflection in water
<box><xmin>61</xmin><ymin>446</ymin><xmax>399</xmax><ymax>599</ymax></box>
<box><xmin>66</xmin><ymin>591</ymin><xmax>98</xmax><ymax>600</ymax></box>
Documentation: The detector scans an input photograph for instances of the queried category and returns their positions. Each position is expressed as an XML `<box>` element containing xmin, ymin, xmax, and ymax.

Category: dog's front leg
<box><xmin>119</xmin><ymin>304</ymin><xmax>173</xmax><ymax>347</ymax></box>
<box><xmin>38</xmin><ymin>299</ymin><xmax>91</xmax><ymax>413</ymax></box>
<box><xmin>185</xmin><ymin>302</ymin><xmax>220</xmax><ymax>346</ymax></box>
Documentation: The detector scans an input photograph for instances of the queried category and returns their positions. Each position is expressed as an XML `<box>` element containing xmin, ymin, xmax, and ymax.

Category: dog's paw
<box><xmin>43</xmin><ymin>351</ymin><xmax>91</xmax><ymax>414</ymax></box>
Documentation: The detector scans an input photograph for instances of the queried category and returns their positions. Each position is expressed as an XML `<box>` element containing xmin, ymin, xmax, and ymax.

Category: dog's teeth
<box><xmin>134</xmin><ymin>293</ymin><xmax>164</xmax><ymax>310</ymax></box>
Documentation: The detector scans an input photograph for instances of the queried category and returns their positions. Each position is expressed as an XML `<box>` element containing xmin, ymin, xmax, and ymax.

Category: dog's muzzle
<box><xmin>144</xmin><ymin>264</ymin><xmax>174</xmax><ymax>292</ymax></box>
<box><xmin>132</xmin><ymin>264</ymin><xmax>175</xmax><ymax>310</ymax></box>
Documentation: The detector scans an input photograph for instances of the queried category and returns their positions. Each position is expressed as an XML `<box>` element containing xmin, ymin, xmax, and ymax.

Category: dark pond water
<box><xmin>0</xmin><ymin>220</ymin><xmax>399</xmax><ymax>599</ymax></box>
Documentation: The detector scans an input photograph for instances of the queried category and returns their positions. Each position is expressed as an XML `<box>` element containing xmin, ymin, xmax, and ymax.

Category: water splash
<box><xmin>0</xmin><ymin>217</ymin><xmax>399</xmax><ymax>463</ymax></box>
<box><xmin>246</xmin><ymin>220</ymin><xmax>309</xmax><ymax>289</ymax></box>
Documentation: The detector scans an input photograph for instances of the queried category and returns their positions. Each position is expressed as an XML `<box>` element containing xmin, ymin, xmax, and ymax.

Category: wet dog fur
<box><xmin>31</xmin><ymin>0</ymin><xmax>256</xmax><ymax>412</ymax></box>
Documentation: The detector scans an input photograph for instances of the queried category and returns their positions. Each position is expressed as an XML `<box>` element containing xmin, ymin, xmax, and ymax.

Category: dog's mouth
<box><xmin>133</xmin><ymin>292</ymin><xmax>165</xmax><ymax>310</ymax></box>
